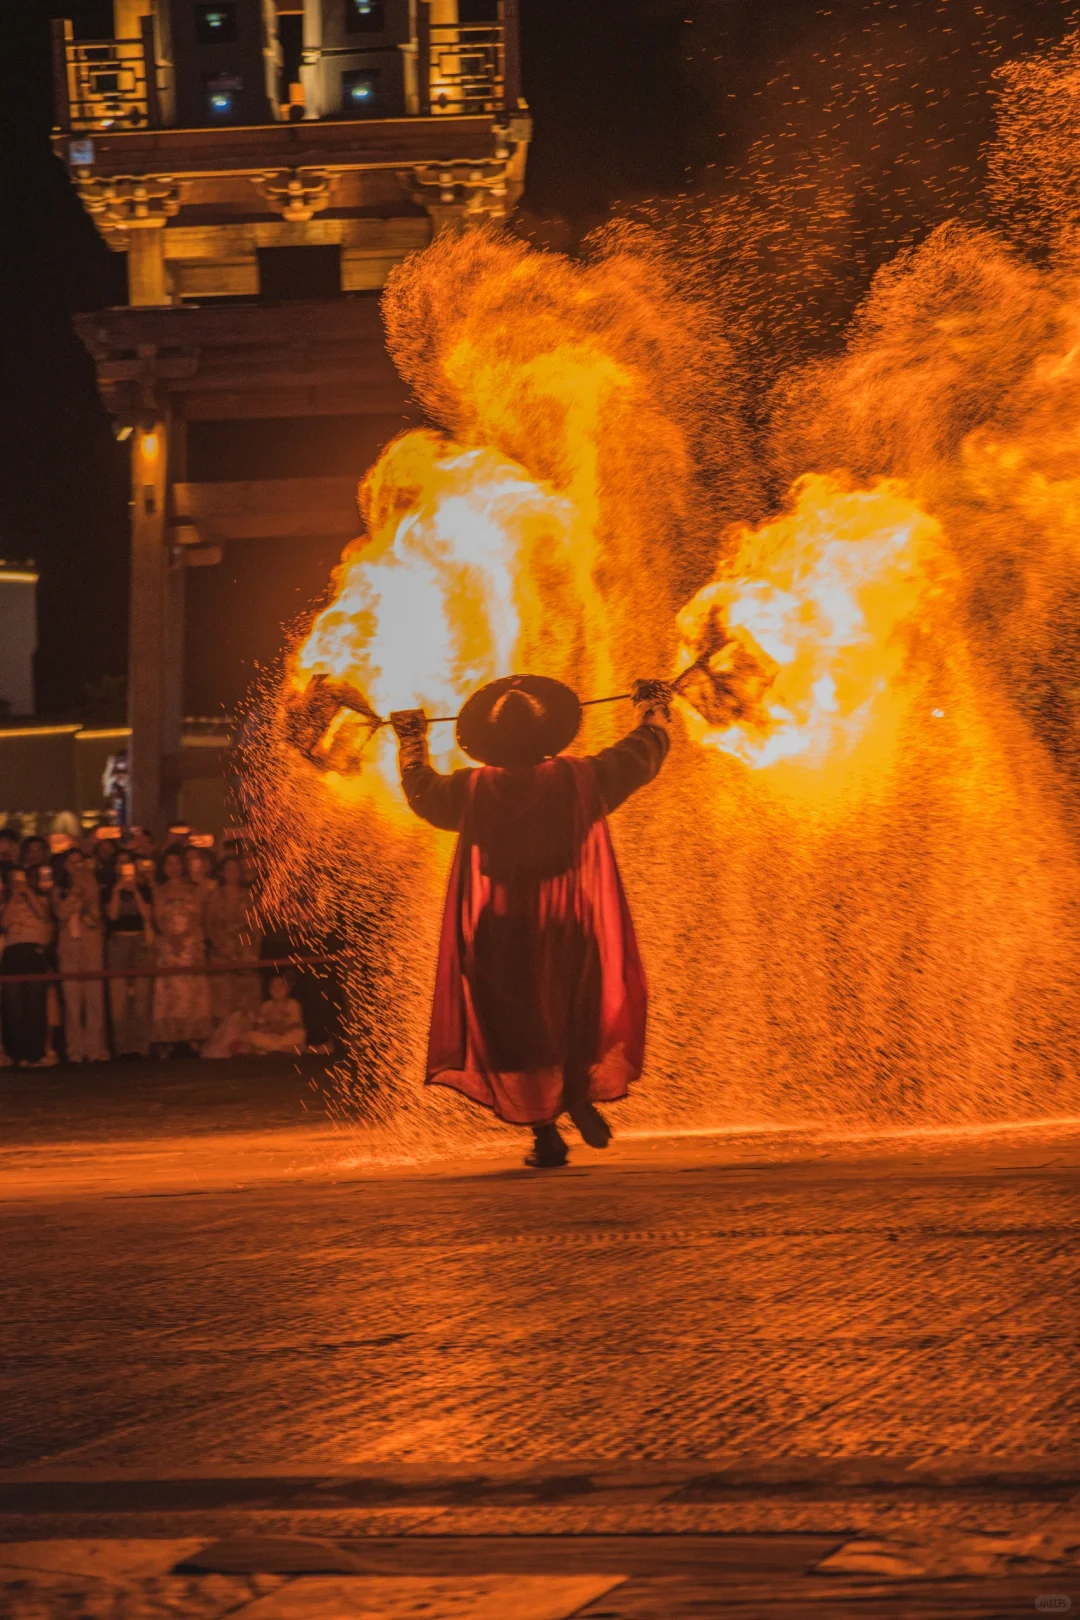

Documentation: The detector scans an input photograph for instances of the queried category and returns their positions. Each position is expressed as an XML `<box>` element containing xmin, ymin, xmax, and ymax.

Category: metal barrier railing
<box><xmin>0</xmin><ymin>954</ymin><xmax>336</xmax><ymax>986</ymax></box>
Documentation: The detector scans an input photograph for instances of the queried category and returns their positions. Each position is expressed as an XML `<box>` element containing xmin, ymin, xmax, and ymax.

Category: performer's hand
<box><xmin>632</xmin><ymin>679</ymin><xmax>674</xmax><ymax>726</ymax></box>
<box><xmin>389</xmin><ymin>708</ymin><xmax>429</xmax><ymax>742</ymax></box>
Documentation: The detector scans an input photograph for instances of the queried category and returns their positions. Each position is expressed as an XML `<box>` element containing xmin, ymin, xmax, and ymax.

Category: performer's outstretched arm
<box><xmin>391</xmin><ymin>710</ymin><xmax>472</xmax><ymax>832</ymax></box>
<box><xmin>587</xmin><ymin>680</ymin><xmax>672</xmax><ymax>814</ymax></box>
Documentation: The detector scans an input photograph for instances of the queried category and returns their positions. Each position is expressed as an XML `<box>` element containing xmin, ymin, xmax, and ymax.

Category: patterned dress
<box><xmin>205</xmin><ymin>883</ymin><xmax>262</xmax><ymax>1025</ymax></box>
<box><xmin>152</xmin><ymin>883</ymin><xmax>212</xmax><ymax>1045</ymax></box>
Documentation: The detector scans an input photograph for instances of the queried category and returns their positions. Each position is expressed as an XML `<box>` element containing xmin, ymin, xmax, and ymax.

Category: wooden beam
<box><xmin>74</xmin><ymin>299</ymin><xmax>415</xmax><ymax>420</ymax></box>
<box><xmin>128</xmin><ymin>419</ymin><xmax>171</xmax><ymax>830</ymax></box>
<box><xmin>173</xmin><ymin>477</ymin><xmax>360</xmax><ymax>540</ymax></box>
<box><xmin>171</xmin><ymin>254</ymin><xmax>413</xmax><ymax>299</ymax></box>
<box><xmin>77</xmin><ymin>294</ymin><xmax>394</xmax><ymax>348</ymax></box>
<box><xmin>50</xmin><ymin>19</ymin><xmax>72</xmax><ymax>133</ymax></box>
<box><xmin>51</xmin><ymin>115</ymin><xmax>497</xmax><ymax>178</ymax></box>
<box><xmin>501</xmin><ymin>0</ymin><xmax>521</xmax><ymax>112</ymax></box>
<box><xmin>167</xmin><ymin>366</ymin><xmax>404</xmax><ymax>398</ymax></box>
<box><xmin>170</xmin><ymin>261</ymin><xmax>259</xmax><ymax>298</ymax></box>
<box><xmin>163</xmin><ymin>217</ymin><xmax>430</xmax><ymax>260</ymax></box>
<box><xmin>179</xmin><ymin>389</ymin><xmax>415</xmax><ymax>421</ymax></box>
<box><xmin>417</xmin><ymin>2</ymin><xmax>432</xmax><ymax>117</ymax></box>
<box><xmin>340</xmin><ymin>253</ymin><xmax>408</xmax><ymax>292</ymax></box>
<box><xmin>141</xmin><ymin>15</ymin><xmax>161</xmax><ymax>130</ymax></box>
<box><xmin>126</xmin><ymin>228</ymin><xmax>170</xmax><ymax>305</ymax></box>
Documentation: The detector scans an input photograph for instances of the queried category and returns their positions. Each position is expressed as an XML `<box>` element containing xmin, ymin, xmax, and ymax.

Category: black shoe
<box><xmin>525</xmin><ymin>1124</ymin><xmax>569</xmax><ymax>1168</ymax></box>
<box><xmin>568</xmin><ymin>1100</ymin><xmax>612</xmax><ymax>1149</ymax></box>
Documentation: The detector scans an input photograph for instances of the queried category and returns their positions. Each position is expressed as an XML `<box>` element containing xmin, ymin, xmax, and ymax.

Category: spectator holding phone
<box><xmin>1</xmin><ymin>863</ymin><xmax>55</xmax><ymax>1067</ymax></box>
<box><xmin>0</xmin><ymin>828</ymin><xmax>18</xmax><ymax>887</ymax></box>
<box><xmin>184</xmin><ymin>844</ymin><xmax>217</xmax><ymax>910</ymax></box>
<box><xmin>53</xmin><ymin>849</ymin><xmax>109</xmax><ymax>1063</ymax></box>
<box><xmin>206</xmin><ymin>854</ymin><xmax>262</xmax><ymax>1026</ymax></box>
<box><xmin>20</xmin><ymin>836</ymin><xmax>49</xmax><ymax>872</ymax></box>
<box><xmin>106</xmin><ymin>854</ymin><xmax>155</xmax><ymax>1058</ymax></box>
<box><xmin>93</xmin><ymin>827</ymin><xmax>122</xmax><ymax>890</ymax></box>
<box><xmin>126</xmin><ymin>827</ymin><xmax>157</xmax><ymax>862</ymax></box>
<box><xmin>152</xmin><ymin>845</ymin><xmax>212</xmax><ymax>1055</ymax></box>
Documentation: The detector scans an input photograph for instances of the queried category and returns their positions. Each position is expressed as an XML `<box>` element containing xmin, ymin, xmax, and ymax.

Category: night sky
<box><xmin>2</xmin><ymin>0</ymin><xmax>1076</xmax><ymax>716</ymax></box>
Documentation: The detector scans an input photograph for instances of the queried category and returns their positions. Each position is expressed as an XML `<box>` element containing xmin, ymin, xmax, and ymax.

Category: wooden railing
<box><xmin>418</xmin><ymin>13</ymin><xmax>516</xmax><ymax>118</ymax></box>
<box><xmin>53</xmin><ymin>2</ymin><xmax>522</xmax><ymax>133</ymax></box>
<box><xmin>51</xmin><ymin>17</ymin><xmax>162</xmax><ymax>134</ymax></box>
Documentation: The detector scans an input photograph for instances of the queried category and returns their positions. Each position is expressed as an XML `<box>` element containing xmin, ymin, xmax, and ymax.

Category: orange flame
<box><xmin>675</xmin><ymin>474</ymin><xmax>940</xmax><ymax>768</ymax></box>
<box><xmin>292</xmin><ymin>453</ymin><xmax>940</xmax><ymax>791</ymax></box>
<box><xmin>291</xmin><ymin>429</ymin><xmax>595</xmax><ymax>802</ymax></box>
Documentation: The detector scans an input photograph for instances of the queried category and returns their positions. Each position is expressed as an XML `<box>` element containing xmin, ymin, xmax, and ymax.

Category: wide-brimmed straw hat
<box><xmin>456</xmin><ymin>674</ymin><xmax>582</xmax><ymax>768</ymax></box>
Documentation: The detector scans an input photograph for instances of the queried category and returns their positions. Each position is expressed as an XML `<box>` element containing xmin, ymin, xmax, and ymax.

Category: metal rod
<box><xmin>141</xmin><ymin>14</ymin><xmax>161</xmax><ymax>130</ymax></box>
<box><xmin>394</xmin><ymin>676</ymin><xmax>691</xmax><ymax>728</ymax></box>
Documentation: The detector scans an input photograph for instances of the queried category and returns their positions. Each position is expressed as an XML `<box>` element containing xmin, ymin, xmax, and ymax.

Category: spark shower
<box><xmin>244</xmin><ymin>33</ymin><xmax>1080</xmax><ymax>1154</ymax></box>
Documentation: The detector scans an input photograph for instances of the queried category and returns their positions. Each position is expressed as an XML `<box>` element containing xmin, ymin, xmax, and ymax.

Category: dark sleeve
<box><xmin>399</xmin><ymin>739</ymin><xmax>473</xmax><ymax>832</ymax></box>
<box><xmin>587</xmin><ymin>722</ymin><xmax>670</xmax><ymax>814</ymax></box>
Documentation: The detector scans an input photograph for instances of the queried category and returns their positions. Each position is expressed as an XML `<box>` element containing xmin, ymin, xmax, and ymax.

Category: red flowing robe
<box><xmin>400</xmin><ymin>727</ymin><xmax>668</xmax><ymax>1125</ymax></box>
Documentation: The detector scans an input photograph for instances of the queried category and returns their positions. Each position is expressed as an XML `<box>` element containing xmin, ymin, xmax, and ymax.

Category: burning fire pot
<box><xmin>282</xmin><ymin>622</ymin><xmax>777</xmax><ymax>778</ymax></box>
<box><xmin>282</xmin><ymin>675</ymin><xmax>387</xmax><ymax>774</ymax></box>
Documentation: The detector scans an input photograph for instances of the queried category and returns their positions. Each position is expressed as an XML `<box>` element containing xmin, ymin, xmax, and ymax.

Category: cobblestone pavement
<box><xmin>1</xmin><ymin>1068</ymin><xmax>1077</xmax><ymax>1616</ymax></box>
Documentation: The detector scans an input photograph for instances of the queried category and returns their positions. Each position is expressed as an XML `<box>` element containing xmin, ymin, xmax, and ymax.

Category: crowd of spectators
<box><xmin>0</xmin><ymin>822</ymin><xmax>326</xmax><ymax>1069</ymax></box>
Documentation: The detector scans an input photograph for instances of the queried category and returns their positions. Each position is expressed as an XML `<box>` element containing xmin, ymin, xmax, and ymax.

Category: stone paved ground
<box><xmin>1</xmin><ymin>1063</ymin><xmax>1078</xmax><ymax>1615</ymax></box>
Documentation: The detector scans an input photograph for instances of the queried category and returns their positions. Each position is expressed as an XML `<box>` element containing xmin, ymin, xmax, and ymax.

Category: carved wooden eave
<box><xmin>248</xmin><ymin>167</ymin><xmax>337</xmax><ymax>222</ymax></box>
<box><xmin>403</xmin><ymin>112</ymin><xmax>532</xmax><ymax>227</ymax></box>
<box><xmin>72</xmin><ymin>171</ymin><xmax>183</xmax><ymax>242</ymax></box>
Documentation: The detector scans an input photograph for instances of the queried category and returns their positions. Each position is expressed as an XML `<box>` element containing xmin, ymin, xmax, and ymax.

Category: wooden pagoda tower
<box><xmin>52</xmin><ymin>0</ymin><xmax>529</xmax><ymax>829</ymax></box>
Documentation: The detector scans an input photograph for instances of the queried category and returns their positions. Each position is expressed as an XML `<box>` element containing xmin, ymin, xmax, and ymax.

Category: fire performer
<box><xmin>391</xmin><ymin>676</ymin><xmax>671</xmax><ymax>1167</ymax></box>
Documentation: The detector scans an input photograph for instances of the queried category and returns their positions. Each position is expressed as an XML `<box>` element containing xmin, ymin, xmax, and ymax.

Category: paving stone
<box><xmin>567</xmin><ymin>1573</ymin><xmax>1079</xmax><ymax>1617</ymax></box>
<box><xmin>178</xmin><ymin>1536</ymin><xmax>370</xmax><ymax>1574</ymax></box>
<box><xmin>180</xmin><ymin>1531</ymin><xmax>841</xmax><ymax>1576</ymax></box>
<box><xmin>234</xmin><ymin>1574</ymin><xmax>625</xmax><ymax>1619</ymax></box>
<box><xmin>1</xmin><ymin>1109</ymin><xmax>1077</xmax><ymax>1618</ymax></box>
<box><xmin>0</xmin><ymin>1542</ymin><xmax>205</xmax><ymax>1579</ymax></box>
<box><xmin>0</xmin><ymin>1572</ymin><xmax>285</xmax><ymax>1620</ymax></box>
<box><xmin>0</xmin><ymin>1510</ymin><xmax>448</xmax><ymax>1543</ymax></box>
<box><xmin>4</xmin><ymin>1142</ymin><xmax>1075</xmax><ymax>1475</ymax></box>
<box><xmin>817</xmin><ymin>1523</ymin><xmax>1080</xmax><ymax>1579</ymax></box>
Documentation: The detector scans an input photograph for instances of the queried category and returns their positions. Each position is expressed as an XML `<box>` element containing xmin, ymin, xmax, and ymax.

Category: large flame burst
<box><xmin>287</xmin><ymin>428</ymin><xmax>938</xmax><ymax>797</ymax></box>
<box><xmin>675</xmin><ymin>475</ymin><xmax>939</xmax><ymax>768</ymax></box>
<box><xmin>290</xmin><ymin>431</ymin><xmax>603</xmax><ymax>807</ymax></box>
<box><xmin>248</xmin><ymin>36</ymin><xmax>1080</xmax><ymax>1144</ymax></box>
